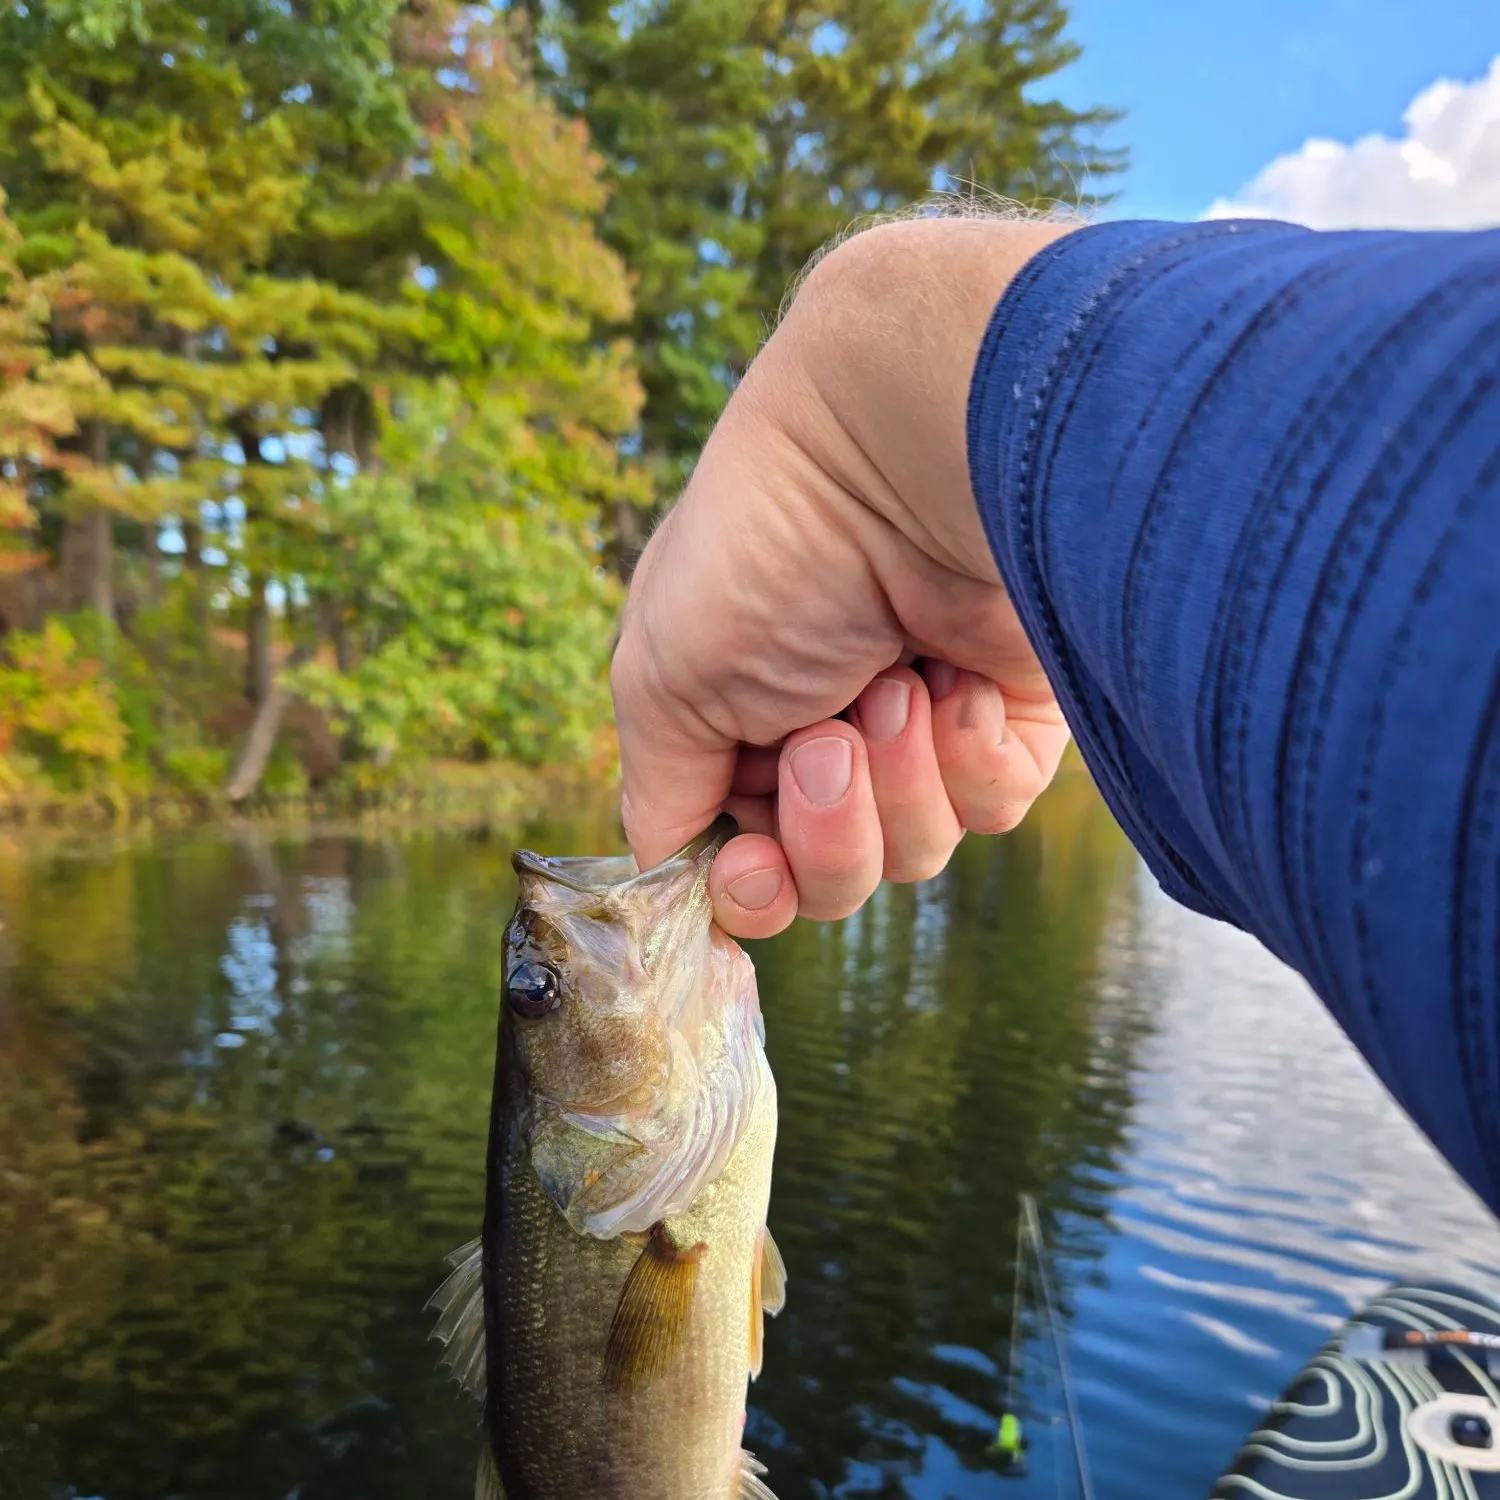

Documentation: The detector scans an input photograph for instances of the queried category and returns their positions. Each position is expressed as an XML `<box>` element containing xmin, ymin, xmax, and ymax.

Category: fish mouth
<box><xmin>510</xmin><ymin>813</ymin><xmax>737</xmax><ymax>894</ymax></box>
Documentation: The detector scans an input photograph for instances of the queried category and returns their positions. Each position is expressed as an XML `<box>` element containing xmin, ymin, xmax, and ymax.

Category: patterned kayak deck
<box><xmin>1213</xmin><ymin>1282</ymin><xmax>1500</xmax><ymax>1500</ymax></box>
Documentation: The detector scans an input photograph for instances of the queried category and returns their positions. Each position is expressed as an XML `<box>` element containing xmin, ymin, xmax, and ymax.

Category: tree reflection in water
<box><xmin>0</xmin><ymin>779</ymin><xmax>1141</xmax><ymax>1500</ymax></box>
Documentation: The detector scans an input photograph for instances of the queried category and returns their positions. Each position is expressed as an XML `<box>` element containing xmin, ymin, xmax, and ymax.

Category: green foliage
<box><xmin>0</xmin><ymin>617</ymin><xmax>132</xmax><ymax>797</ymax></box>
<box><xmin>0</xmin><ymin>0</ymin><xmax>1121</xmax><ymax>817</ymax></box>
<box><xmin>0</xmin><ymin>0</ymin><xmax>641</xmax><ymax>813</ymax></box>
<box><xmin>535</xmin><ymin>0</ymin><xmax>1125</xmax><ymax>482</ymax></box>
<box><xmin>25</xmin><ymin>0</ymin><xmax>151</xmax><ymax>47</ymax></box>
<box><xmin>74</xmin><ymin>596</ymin><xmax>234</xmax><ymax>792</ymax></box>
<box><xmin>293</xmin><ymin>385</ymin><xmax>622</xmax><ymax>768</ymax></box>
<box><xmin>0</xmin><ymin>601</ymin><xmax>241</xmax><ymax>807</ymax></box>
<box><xmin>0</xmin><ymin>188</ymin><xmax>102</xmax><ymax>566</ymax></box>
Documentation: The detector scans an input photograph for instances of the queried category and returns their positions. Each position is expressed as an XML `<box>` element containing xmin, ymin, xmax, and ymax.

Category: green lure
<box><xmin>988</xmin><ymin>1411</ymin><xmax>1025</xmax><ymax>1463</ymax></box>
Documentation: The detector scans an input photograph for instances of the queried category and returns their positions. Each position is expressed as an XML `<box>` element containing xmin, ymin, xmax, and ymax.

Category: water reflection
<box><xmin>1077</xmin><ymin>879</ymin><xmax>1500</xmax><ymax>1500</ymax></box>
<box><xmin>0</xmin><ymin>782</ymin><xmax>1137</xmax><ymax>1499</ymax></box>
<box><xmin>5</xmin><ymin>779</ymin><xmax>1485</xmax><ymax>1500</ymax></box>
<box><xmin>749</xmin><ymin>776</ymin><xmax>1142</xmax><ymax>1498</ymax></box>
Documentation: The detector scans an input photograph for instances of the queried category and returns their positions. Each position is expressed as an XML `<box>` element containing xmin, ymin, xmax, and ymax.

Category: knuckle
<box><xmin>883</xmin><ymin>846</ymin><xmax>954</xmax><ymax>884</ymax></box>
<box><xmin>795</xmin><ymin>867</ymin><xmax>879</xmax><ymax>922</ymax></box>
<box><xmin>963</xmin><ymin>797</ymin><xmax>1031</xmax><ymax>836</ymax></box>
<box><xmin>799</xmin><ymin>894</ymin><xmax>868</xmax><ymax>923</ymax></box>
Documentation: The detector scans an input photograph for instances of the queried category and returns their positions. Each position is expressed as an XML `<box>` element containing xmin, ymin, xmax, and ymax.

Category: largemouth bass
<box><xmin>430</xmin><ymin>816</ymin><xmax>785</xmax><ymax>1500</ymax></box>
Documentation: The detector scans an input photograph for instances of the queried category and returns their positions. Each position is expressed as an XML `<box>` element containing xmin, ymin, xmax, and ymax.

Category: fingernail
<box><xmin>857</xmin><ymin>677</ymin><xmax>911</xmax><ymax>742</ymax></box>
<box><xmin>925</xmin><ymin>660</ymin><xmax>959</xmax><ymax>701</ymax></box>
<box><xmin>727</xmin><ymin>868</ymin><xmax>783</xmax><ymax>911</ymax></box>
<box><xmin>789</xmin><ymin>736</ymin><xmax>853</xmax><ymax>807</ymax></box>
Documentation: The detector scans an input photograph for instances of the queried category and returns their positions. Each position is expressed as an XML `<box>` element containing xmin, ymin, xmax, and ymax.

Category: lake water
<box><xmin>2</xmin><ymin>776</ymin><xmax>1498</xmax><ymax>1500</ymax></box>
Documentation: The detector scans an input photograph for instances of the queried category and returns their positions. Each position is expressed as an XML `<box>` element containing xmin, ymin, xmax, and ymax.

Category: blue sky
<box><xmin>1052</xmin><ymin>0</ymin><xmax>1500</xmax><ymax>221</ymax></box>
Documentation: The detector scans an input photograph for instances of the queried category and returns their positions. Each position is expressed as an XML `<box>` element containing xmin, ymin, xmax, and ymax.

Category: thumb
<box><xmin>610</xmin><ymin>635</ymin><xmax>738</xmax><ymax>871</ymax></box>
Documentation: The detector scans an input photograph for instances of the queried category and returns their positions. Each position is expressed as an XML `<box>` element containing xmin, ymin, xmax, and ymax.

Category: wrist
<box><xmin>777</xmin><ymin>215</ymin><xmax>1077</xmax><ymax>581</ymax></box>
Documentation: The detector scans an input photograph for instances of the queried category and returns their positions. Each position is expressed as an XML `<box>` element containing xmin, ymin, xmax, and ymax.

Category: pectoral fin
<box><xmin>603</xmin><ymin>1223</ymin><xmax>704</xmax><ymax>1389</ymax></box>
<box><xmin>429</xmin><ymin>1238</ymin><xmax>487</xmax><ymax>1403</ymax></box>
<box><xmin>749</xmin><ymin>1226</ymin><xmax>788</xmax><ymax>1380</ymax></box>
<box><xmin>739</xmin><ymin>1450</ymin><xmax>779</xmax><ymax>1499</ymax></box>
<box><xmin>475</xmin><ymin>1441</ymin><xmax>506</xmax><ymax>1500</ymax></box>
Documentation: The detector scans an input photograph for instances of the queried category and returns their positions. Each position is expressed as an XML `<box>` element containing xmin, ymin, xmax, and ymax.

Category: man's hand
<box><xmin>611</xmin><ymin>215</ymin><xmax>1076</xmax><ymax>938</ymax></box>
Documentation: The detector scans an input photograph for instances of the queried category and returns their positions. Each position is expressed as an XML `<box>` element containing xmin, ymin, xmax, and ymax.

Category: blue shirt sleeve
<box><xmin>967</xmin><ymin>218</ymin><xmax>1500</xmax><ymax>1214</ymax></box>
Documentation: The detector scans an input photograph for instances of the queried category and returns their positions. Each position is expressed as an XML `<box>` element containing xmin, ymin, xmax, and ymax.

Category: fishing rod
<box><xmin>995</xmin><ymin>1194</ymin><xmax>1097</xmax><ymax>1500</ymax></box>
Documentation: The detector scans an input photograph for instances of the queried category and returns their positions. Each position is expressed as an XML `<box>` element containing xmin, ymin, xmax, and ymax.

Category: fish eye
<box><xmin>507</xmin><ymin>960</ymin><xmax>562</xmax><ymax>1020</ymax></box>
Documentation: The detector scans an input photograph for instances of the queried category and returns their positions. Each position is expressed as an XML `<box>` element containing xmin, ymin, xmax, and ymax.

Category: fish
<box><xmin>430</xmin><ymin>815</ymin><xmax>786</xmax><ymax>1500</ymax></box>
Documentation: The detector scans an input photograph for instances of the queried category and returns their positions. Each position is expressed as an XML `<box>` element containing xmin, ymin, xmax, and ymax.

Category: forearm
<box><xmin>968</xmin><ymin>218</ymin><xmax>1500</xmax><ymax>1211</ymax></box>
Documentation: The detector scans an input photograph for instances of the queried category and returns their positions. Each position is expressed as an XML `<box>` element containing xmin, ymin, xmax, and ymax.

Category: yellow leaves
<box><xmin>1</xmin><ymin>378</ymin><xmax>80</xmax><ymax>437</ymax></box>
<box><xmin>28</xmin><ymin>79</ymin><xmax>308</xmax><ymax>267</ymax></box>
<box><xmin>429</xmin><ymin>31</ymin><xmax>635</xmax><ymax>336</ymax></box>
<box><xmin>35</xmin><ymin>226</ymin><xmax>383</xmax><ymax>523</ymax></box>
<box><xmin>0</xmin><ymin>477</ymin><xmax>38</xmax><ymax>539</ymax></box>
<box><xmin>66</xmin><ymin>229</ymin><xmax>406</xmax><ymax>358</ymax></box>
<box><xmin>235</xmin><ymin>457</ymin><xmax>320</xmax><ymax>518</ymax></box>
<box><xmin>92</xmin><ymin>344</ymin><xmax>356</xmax><ymax>416</ymax></box>
<box><xmin>33</xmin><ymin>113</ymin><xmax>119</xmax><ymax>204</ymax></box>
<box><xmin>0</xmin><ymin>190</ymin><xmax>109</xmax><ymax>562</ymax></box>
<box><xmin>84</xmin><ymin>385</ymin><xmax>193</xmax><ymax>450</ymax></box>
<box><xmin>58</xmin><ymin>462</ymin><xmax>132</xmax><ymax>519</ymax></box>
<box><xmin>67</xmin><ymin>229</ymin><xmax>219</xmax><ymax>333</ymax></box>
<box><xmin>0</xmin><ymin>620</ymin><xmax>130</xmax><ymax>767</ymax></box>
<box><xmin>126</xmin><ymin>470</ymin><xmax>222</xmax><ymax>522</ymax></box>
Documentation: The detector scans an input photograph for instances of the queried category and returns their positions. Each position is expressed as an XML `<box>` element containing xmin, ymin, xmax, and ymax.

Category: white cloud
<box><xmin>1205</xmin><ymin>55</ymin><xmax>1500</xmax><ymax>229</ymax></box>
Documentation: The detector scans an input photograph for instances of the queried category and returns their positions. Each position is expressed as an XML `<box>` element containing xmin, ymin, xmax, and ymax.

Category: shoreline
<box><xmin>0</xmin><ymin>764</ymin><xmax>623</xmax><ymax>858</ymax></box>
<box><xmin>0</xmin><ymin>744</ymin><xmax>1096</xmax><ymax>859</ymax></box>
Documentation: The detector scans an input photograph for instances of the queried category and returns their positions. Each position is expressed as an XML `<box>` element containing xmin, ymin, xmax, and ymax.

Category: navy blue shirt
<box><xmin>968</xmin><ymin>219</ymin><xmax>1500</xmax><ymax>1215</ymax></box>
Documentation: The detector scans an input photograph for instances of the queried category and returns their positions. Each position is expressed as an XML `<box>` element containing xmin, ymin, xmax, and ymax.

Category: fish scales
<box><xmin>489</xmin><ymin>1065</ymin><xmax>775</xmax><ymax>1498</ymax></box>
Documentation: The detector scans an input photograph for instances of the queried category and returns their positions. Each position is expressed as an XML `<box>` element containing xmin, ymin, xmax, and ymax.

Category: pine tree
<box><xmin>0</xmin><ymin>189</ymin><xmax>101</xmax><ymax>589</ymax></box>
<box><xmin>414</xmin><ymin>18</ymin><xmax>646</xmax><ymax>517</ymax></box>
<box><xmin>0</xmin><ymin>0</ymin><xmax>1119</xmax><ymax>808</ymax></box>
<box><xmin>35</xmin><ymin>53</ymin><xmax>400</xmax><ymax>663</ymax></box>
<box><xmin>531</xmin><ymin>0</ymin><xmax>1124</xmax><ymax>493</ymax></box>
<box><xmin>287</xmin><ymin>19</ymin><xmax>643</xmax><ymax>775</ymax></box>
<box><xmin>0</xmin><ymin>0</ymin><xmax>414</xmax><ymax>640</ymax></box>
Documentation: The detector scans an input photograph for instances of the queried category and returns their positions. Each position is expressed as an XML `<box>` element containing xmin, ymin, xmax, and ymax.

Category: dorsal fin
<box><xmin>428</xmin><ymin>1237</ymin><xmax>487</xmax><ymax>1402</ymax></box>
<box><xmin>740</xmin><ymin>1450</ymin><xmax>779</xmax><ymax>1499</ymax></box>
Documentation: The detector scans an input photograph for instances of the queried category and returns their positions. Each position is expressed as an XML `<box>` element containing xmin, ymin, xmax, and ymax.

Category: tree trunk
<box><xmin>0</xmin><ymin>568</ymin><xmax>55</xmax><ymax>634</ymax></box>
<box><xmin>142</xmin><ymin>522</ymin><xmax>162</xmax><ymax>609</ymax></box>
<box><xmin>138</xmin><ymin>442</ymin><xmax>161</xmax><ymax>610</ymax></box>
<box><xmin>320</xmin><ymin>385</ymin><xmax>375</xmax><ymax>471</ymax></box>
<box><xmin>225</xmin><ymin>643</ymin><xmax>313</xmax><ymax>803</ymax></box>
<box><xmin>59</xmin><ymin>420</ymin><xmax>114</xmax><ymax>620</ymax></box>
<box><xmin>246</xmin><ymin>571</ymin><xmax>272</xmax><ymax>705</ymax></box>
<box><xmin>181</xmin><ymin>512</ymin><xmax>211</xmax><ymax>643</ymax></box>
<box><xmin>58</xmin><ymin>506</ymin><xmax>114</xmax><ymax>619</ymax></box>
<box><xmin>333</xmin><ymin>608</ymin><xmax>353</xmax><ymax>674</ymax></box>
<box><xmin>225</xmin><ymin>679</ymin><xmax>294</xmax><ymax>803</ymax></box>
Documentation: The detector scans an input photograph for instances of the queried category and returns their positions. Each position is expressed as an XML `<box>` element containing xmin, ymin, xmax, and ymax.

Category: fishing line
<box><xmin>999</xmin><ymin>1194</ymin><xmax>1097</xmax><ymax>1500</ymax></box>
